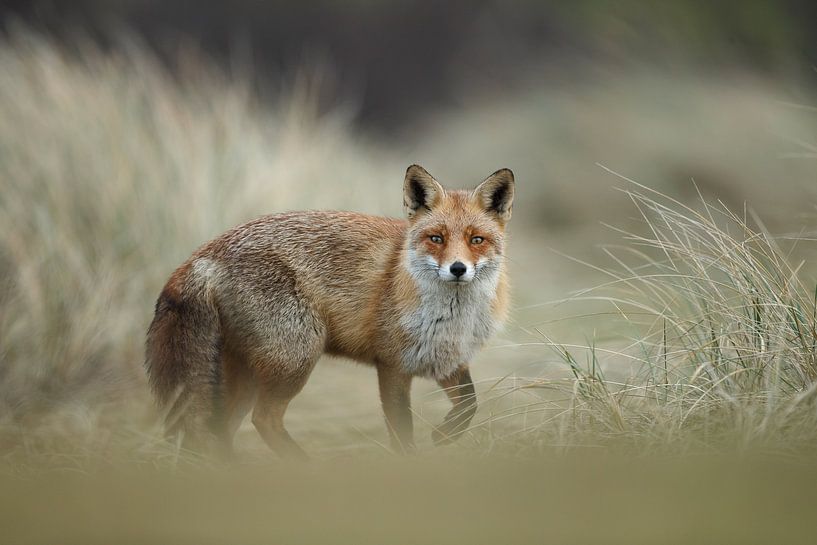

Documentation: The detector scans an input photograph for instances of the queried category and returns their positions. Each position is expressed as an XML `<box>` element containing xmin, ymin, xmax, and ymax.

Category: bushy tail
<box><xmin>145</xmin><ymin>280</ymin><xmax>223</xmax><ymax>447</ymax></box>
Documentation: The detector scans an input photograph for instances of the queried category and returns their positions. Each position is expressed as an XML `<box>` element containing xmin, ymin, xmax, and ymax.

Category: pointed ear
<box><xmin>472</xmin><ymin>168</ymin><xmax>515</xmax><ymax>222</ymax></box>
<box><xmin>403</xmin><ymin>164</ymin><xmax>445</xmax><ymax>219</ymax></box>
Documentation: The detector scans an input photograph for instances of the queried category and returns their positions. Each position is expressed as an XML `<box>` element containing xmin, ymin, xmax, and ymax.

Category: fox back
<box><xmin>145</xmin><ymin>165</ymin><xmax>515</xmax><ymax>457</ymax></box>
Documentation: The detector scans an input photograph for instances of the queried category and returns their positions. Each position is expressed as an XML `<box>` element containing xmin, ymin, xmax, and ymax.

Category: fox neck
<box><xmin>398</xmin><ymin>248</ymin><xmax>502</xmax><ymax>379</ymax></box>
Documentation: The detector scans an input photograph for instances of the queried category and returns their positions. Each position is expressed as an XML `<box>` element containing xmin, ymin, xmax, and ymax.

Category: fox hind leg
<box><xmin>219</xmin><ymin>261</ymin><xmax>326</xmax><ymax>459</ymax></box>
<box><xmin>216</xmin><ymin>350</ymin><xmax>258</xmax><ymax>458</ymax></box>
<box><xmin>251</xmin><ymin>362</ymin><xmax>317</xmax><ymax>460</ymax></box>
<box><xmin>247</xmin><ymin>318</ymin><xmax>324</xmax><ymax>460</ymax></box>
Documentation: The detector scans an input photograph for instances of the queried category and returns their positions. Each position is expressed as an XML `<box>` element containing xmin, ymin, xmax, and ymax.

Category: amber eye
<box><xmin>429</xmin><ymin>235</ymin><xmax>444</xmax><ymax>244</ymax></box>
<box><xmin>471</xmin><ymin>236</ymin><xmax>484</xmax><ymax>245</ymax></box>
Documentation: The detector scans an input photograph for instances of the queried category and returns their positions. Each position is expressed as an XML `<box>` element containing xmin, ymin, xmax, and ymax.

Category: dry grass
<box><xmin>1</xmin><ymin>28</ymin><xmax>816</xmax><ymax>473</ymax></box>
<box><xmin>483</xmin><ymin>177</ymin><xmax>817</xmax><ymax>458</ymax></box>
<box><xmin>0</xmin><ymin>28</ymin><xmax>396</xmax><ymax>424</ymax></box>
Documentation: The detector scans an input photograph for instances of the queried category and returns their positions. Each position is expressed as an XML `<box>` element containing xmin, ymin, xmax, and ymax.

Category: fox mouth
<box><xmin>438</xmin><ymin>271</ymin><xmax>474</xmax><ymax>283</ymax></box>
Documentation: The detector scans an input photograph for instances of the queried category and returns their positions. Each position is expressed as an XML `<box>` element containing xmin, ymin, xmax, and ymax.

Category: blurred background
<box><xmin>5</xmin><ymin>0</ymin><xmax>817</xmax><ymax>128</ymax></box>
<box><xmin>1</xmin><ymin>0</ymin><xmax>817</xmax><ymax>466</ymax></box>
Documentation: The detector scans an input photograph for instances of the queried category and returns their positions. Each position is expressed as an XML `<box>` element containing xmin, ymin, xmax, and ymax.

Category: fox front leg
<box><xmin>432</xmin><ymin>366</ymin><xmax>477</xmax><ymax>445</ymax></box>
<box><xmin>377</xmin><ymin>365</ymin><xmax>415</xmax><ymax>453</ymax></box>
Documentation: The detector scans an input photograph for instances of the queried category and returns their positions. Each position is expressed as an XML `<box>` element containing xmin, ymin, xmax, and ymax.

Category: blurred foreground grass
<box><xmin>1</xmin><ymin>27</ymin><xmax>817</xmax><ymax>542</ymax></box>
<box><xmin>5</xmin><ymin>454</ymin><xmax>817</xmax><ymax>545</ymax></box>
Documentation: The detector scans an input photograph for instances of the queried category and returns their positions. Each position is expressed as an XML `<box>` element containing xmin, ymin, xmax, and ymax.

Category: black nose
<box><xmin>450</xmin><ymin>262</ymin><xmax>467</xmax><ymax>278</ymax></box>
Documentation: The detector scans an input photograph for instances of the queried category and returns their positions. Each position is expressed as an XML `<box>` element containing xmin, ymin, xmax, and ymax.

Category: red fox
<box><xmin>145</xmin><ymin>165</ymin><xmax>514</xmax><ymax>458</ymax></box>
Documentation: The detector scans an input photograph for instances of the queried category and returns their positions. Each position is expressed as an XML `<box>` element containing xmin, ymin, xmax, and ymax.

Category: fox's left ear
<box><xmin>472</xmin><ymin>168</ymin><xmax>515</xmax><ymax>222</ymax></box>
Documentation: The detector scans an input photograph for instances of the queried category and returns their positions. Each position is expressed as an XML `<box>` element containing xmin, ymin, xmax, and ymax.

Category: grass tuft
<box><xmin>497</xmin><ymin>179</ymin><xmax>817</xmax><ymax>456</ymax></box>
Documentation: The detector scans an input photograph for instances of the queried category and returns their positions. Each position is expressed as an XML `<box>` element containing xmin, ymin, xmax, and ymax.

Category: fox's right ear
<box><xmin>403</xmin><ymin>164</ymin><xmax>445</xmax><ymax>219</ymax></box>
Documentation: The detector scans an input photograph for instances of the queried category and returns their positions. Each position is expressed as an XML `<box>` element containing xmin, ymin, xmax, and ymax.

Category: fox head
<box><xmin>402</xmin><ymin>164</ymin><xmax>514</xmax><ymax>286</ymax></box>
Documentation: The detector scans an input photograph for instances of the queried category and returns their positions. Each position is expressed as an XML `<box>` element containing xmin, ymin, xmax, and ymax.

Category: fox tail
<box><xmin>145</xmin><ymin>272</ymin><xmax>223</xmax><ymax>447</ymax></box>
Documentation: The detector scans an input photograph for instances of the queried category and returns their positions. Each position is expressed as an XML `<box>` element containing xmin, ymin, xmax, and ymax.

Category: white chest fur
<box><xmin>400</xmin><ymin>277</ymin><xmax>500</xmax><ymax>379</ymax></box>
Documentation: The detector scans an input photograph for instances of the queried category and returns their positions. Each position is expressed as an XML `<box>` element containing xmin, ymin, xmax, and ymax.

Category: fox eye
<box><xmin>470</xmin><ymin>236</ymin><xmax>484</xmax><ymax>245</ymax></box>
<box><xmin>429</xmin><ymin>235</ymin><xmax>444</xmax><ymax>244</ymax></box>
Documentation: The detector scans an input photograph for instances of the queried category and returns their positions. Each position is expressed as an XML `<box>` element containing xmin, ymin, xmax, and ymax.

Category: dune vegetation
<box><xmin>1</xmin><ymin>26</ymin><xmax>817</xmax><ymax>543</ymax></box>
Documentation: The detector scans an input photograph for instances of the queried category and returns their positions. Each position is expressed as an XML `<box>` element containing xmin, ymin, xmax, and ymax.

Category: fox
<box><xmin>145</xmin><ymin>164</ymin><xmax>514</xmax><ymax>458</ymax></box>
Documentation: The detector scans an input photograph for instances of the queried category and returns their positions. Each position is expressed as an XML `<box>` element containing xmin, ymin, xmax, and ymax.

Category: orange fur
<box><xmin>145</xmin><ymin>165</ymin><xmax>515</xmax><ymax>457</ymax></box>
